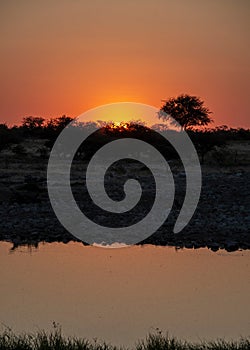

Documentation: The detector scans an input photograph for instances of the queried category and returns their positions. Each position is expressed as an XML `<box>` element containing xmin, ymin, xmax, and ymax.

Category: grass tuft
<box><xmin>0</xmin><ymin>326</ymin><xmax>249</xmax><ymax>350</ymax></box>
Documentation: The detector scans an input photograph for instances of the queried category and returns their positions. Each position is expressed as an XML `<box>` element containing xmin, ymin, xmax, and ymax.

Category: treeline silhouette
<box><xmin>0</xmin><ymin>116</ymin><xmax>249</xmax><ymax>164</ymax></box>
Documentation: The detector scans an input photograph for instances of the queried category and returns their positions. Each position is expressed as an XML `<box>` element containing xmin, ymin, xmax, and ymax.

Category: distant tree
<box><xmin>45</xmin><ymin>115</ymin><xmax>74</xmax><ymax>133</ymax></box>
<box><xmin>22</xmin><ymin>116</ymin><xmax>45</xmax><ymax>130</ymax></box>
<box><xmin>54</xmin><ymin>115</ymin><xmax>74</xmax><ymax>131</ymax></box>
<box><xmin>159</xmin><ymin>94</ymin><xmax>213</xmax><ymax>130</ymax></box>
<box><xmin>43</xmin><ymin>115</ymin><xmax>74</xmax><ymax>142</ymax></box>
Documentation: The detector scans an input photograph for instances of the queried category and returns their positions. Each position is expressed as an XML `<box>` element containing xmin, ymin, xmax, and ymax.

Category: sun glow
<box><xmin>77</xmin><ymin>102</ymin><xmax>159</xmax><ymax>127</ymax></box>
<box><xmin>110</xmin><ymin>121</ymin><xmax>129</xmax><ymax>129</ymax></box>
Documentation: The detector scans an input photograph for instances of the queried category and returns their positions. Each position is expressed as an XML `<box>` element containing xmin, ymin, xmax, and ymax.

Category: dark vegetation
<box><xmin>159</xmin><ymin>94</ymin><xmax>212</xmax><ymax>130</ymax></box>
<box><xmin>0</xmin><ymin>115</ymin><xmax>249</xmax><ymax>165</ymax></box>
<box><xmin>0</xmin><ymin>326</ymin><xmax>249</xmax><ymax>350</ymax></box>
<box><xmin>1</xmin><ymin>94</ymin><xmax>249</xmax><ymax>165</ymax></box>
<box><xmin>0</xmin><ymin>97</ymin><xmax>249</xmax><ymax>250</ymax></box>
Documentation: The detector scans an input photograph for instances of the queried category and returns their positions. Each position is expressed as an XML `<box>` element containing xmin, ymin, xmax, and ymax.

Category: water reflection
<box><xmin>0</xmin><ymin>242</ymin><xmax>249</xmax><ymax>347</ymax></box>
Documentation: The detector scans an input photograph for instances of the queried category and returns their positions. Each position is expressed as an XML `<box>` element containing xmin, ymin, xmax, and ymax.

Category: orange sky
<box><xmin>0</xmin><ymin>0</ymin><xmax>249</xmax><ymax>127</ymax></box>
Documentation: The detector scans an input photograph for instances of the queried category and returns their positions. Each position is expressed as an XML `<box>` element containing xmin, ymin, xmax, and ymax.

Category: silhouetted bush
<box><xmin>0</xmin><ymin>117</ymin><xmax>249</xmax><ymax>165</ymax></box>
<box><xmin>0</xmin><ymin>124</ymin><xmax>22</xmax><ymax>152</ymax></box>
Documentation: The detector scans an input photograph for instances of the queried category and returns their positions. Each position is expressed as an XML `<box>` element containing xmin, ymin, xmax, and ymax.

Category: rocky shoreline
<box><xmin>0</xmin><ymin>157</ymin><xmax>249</xmax><ymax>252</ymax></box>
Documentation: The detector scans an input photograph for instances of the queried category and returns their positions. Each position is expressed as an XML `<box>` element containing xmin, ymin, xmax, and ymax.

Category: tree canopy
<box><xmin>159</xmin><ymin>94</ymin><xmax>213</xmax><ymax>130</ymax></box>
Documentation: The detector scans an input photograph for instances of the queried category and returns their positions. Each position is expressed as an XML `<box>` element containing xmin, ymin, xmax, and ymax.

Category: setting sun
<box><xmin>110</xmin><ymin>122</ymin><xmax>129</xmax><ymax>129</ymax></box>
<box><xmin>0</xmin><ymin>1</ymin><xmax>250</xmax><ymax>348</ymax></box>
<box><xmin>0</xmin><ymin>1</ymin><xmax>249</xmax><ymax>127</ymax></box>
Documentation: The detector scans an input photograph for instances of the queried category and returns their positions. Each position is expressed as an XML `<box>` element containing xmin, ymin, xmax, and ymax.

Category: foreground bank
<box><xmin>0</xmin><ymin>155</ymin><xmax>249</xmax><ymax>251</ymax></box>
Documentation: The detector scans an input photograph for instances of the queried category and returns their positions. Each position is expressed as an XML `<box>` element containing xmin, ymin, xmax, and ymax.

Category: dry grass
<box><xmin>0</xmin><ymin>326</ymin><xmax>249</xmax><ymax>350</ymax></box>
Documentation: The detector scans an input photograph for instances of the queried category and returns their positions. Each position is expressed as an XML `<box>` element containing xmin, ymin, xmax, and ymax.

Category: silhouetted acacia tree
<box><xmin>159</xmin><ymin>94</ymin><xmax>213</xmax><ymax>130</ymax></box>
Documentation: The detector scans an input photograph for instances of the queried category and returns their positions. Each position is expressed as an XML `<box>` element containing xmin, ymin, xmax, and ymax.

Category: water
<box><xmin>0</xmin><ymin>242</ymin><xmax>249</xmax><ymax>347</ymax></box>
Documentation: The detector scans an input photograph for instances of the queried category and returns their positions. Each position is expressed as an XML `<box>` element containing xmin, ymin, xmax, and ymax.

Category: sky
<box><xmin>0</xmin><ymin>0</ymin><xmax>249</xmax><ymax>127</ymax></box>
